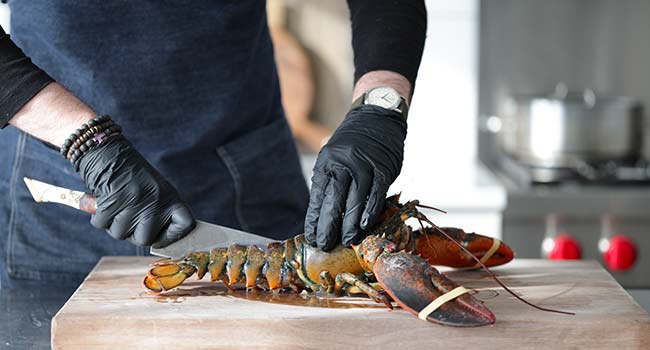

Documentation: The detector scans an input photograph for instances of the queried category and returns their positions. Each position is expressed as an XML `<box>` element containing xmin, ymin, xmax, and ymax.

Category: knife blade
<box><xmin>151</xmin><ymin>220</ymin><xmax>277</xmax><ymax>258</ymax></box>
<box><xmin>23</xmin><ymin>177</ymin><xmax>277</xmax><ymax>258</ymax></box>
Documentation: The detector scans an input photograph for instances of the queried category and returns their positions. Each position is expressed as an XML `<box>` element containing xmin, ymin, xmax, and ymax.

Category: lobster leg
<box><xmin>319</xmin><ymin>271</ymin><xmax>335</xmax><ymax>293</ymax></box>
<box><xmin>334</xmin><ymin>272</ymin><xmax>392</xmax><ymax>308</ymax></box>
<box><xmin>372</xmin><ymin>250</ymin><xmax>495</xmax><ymax>327</ymax></box>
<box><xmin>346</xmin><ymin>282</ymin><xmax>383</xmax><ymax>295</ymax></box>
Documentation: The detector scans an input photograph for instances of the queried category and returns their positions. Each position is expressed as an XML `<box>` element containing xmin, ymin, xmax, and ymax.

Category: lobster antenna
<box><xmin>416</xmin><ymin>217</ymin><xmax>437</xmax><ymax>252</ymax></box>
<box><xmin>416</xmin><ymin>203</ymin><xmax>447</xmax><ymax>214</ymax></box>
<box><xmin>417</xmin><ymin>216</ymin><xmax>574</xmax><ymax>316</ymax></box>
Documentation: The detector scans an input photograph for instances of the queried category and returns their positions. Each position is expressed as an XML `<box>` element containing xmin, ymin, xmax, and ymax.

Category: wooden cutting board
<box><xmin>52</xmin><ymin>258</ymin><xmax>650</xmax><ymax>349</ymax></box>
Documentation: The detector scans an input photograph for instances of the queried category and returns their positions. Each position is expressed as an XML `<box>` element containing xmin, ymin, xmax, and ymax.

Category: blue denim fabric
<box><xmin>0</xmin><ymin>1</ymin><xmax>309</xmax><ymax>288</ymax></box>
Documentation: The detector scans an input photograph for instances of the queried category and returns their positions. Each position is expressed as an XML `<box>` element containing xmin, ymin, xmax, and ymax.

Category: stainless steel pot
<box><xmin>494</xmin><ymin>87</ymin><xmax>643</xmax><ymax>168</ymax></box>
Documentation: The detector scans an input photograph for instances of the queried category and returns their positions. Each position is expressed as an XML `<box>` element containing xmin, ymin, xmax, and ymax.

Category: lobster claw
<box><xmin>373</xmin><ymin>251</ymin><xmax>495</xmax><ymax>327</ymax></box>
<box><xmin>416</xmin><ymin>227</ymin><xmax>515</xmax><ymax>268</ymax></box>
<box><xmin>451</xmin><ymin>228</ymin><xmax>515</xmax><ymax>268</ymax></box>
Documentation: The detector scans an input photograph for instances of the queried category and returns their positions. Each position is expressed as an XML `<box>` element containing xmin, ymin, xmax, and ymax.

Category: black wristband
<box><xmin>347</xmin><ymin>0</ymin><xmax>427</xmax><ymax>90</ymax></box>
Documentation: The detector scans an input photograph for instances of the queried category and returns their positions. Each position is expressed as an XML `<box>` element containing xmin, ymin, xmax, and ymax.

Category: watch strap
<box><xmin>351</xmin><ymin>93</ymin><xmax>366</xmax><ymax>111</ymax></box>
<box><xmin>397</xmin><ymin>97</ymin><xmax>409</xmax><ymax>119</ymax></box>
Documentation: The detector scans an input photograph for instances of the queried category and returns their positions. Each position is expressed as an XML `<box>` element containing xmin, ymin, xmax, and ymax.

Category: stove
<box><xmin>477</xmin><ymin>0</ymin><xmax>650</xmax><ymax>308</ymax></box>
<box><xmin>492</xmin><ymin>156</ymin><xmax>650</xmax><ymax>289</ymax></box>
<box><xmin>497</xmin><ymin>154</ymin><xmax>650</xmax><ymax>187</ymax></box>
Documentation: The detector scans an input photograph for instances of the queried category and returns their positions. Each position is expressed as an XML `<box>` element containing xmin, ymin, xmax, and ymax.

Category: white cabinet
<box><xmin>0</xmin><ymin>2</ymin><xmax>9</xmax><ymax>32</ymax></box>
<box><xmin>392</xmin><ymin>0</ymin><xmax>504</xmax><ymax>236</ymax></box>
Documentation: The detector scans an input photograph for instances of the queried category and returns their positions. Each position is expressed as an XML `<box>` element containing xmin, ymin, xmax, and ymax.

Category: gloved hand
<box><xmin>78</xmin><ymin>134</ymin><xmax>195</xmax><ymax>248</ymax></box>
<box><xmin>304</xmin><ymin>104</ymin><xmax>407</xmax><ymax>251</ymax></box>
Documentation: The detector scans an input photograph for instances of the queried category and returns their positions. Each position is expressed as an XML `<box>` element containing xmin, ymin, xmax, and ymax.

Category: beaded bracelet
<box><xmin>66</xmin><ymin>120</ymin><xmax>115</xmax><ymax>159</ymax></box>
<box><xmin>59</xmin><ymin>115</ymin><xmax>110</xmax><ymax>158</ymax></box>
<box><xmin>60</xmin><ymin>115</ymin><xmax>123</xmax><ymax>171</ymax></box>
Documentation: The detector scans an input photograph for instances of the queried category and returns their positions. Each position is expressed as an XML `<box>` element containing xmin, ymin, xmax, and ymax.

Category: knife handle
<box><xmin>79</xmin><ymin>194</ymin><xmax>97</xmax><ymax>215</ymax></box>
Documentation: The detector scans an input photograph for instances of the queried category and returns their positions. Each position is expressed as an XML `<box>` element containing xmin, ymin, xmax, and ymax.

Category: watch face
<box><xmin>366</xmin><ymin>87</ymin><xmax>401</xmax><ymax>110</ymax></box>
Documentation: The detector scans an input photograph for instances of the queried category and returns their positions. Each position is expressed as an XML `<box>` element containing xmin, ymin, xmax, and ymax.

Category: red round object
<box><xmin>548</xmin><ymin>234</ymin><xmax>581</xmax><ymax>260</ymax></box>
<box><xmin>603</xmin><ymin>235</ymin><xmax>637</xmax><ymax>272</ymax></box>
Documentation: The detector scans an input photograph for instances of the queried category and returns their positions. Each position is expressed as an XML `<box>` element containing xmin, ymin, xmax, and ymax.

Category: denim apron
<box><xmin>0</xmin><ymin>0</ymin><xmax>309</xmax><ymax>288</ymax></box>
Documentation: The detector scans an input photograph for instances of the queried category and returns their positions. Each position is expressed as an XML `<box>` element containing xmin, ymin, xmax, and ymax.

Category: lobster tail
<box><xmin>143</xmin><ymin>260</ymin><xmax>198</xmax><ymax>293</ymax></box>
<box><xmin>142</xmin><ymin>241</ymin><xmax>296</xmax><ymax>294</ymax></box>
<box><xmin>143</xmin><ymin>251</ymin><xmax>212</xmax><ymax>293</ymax></box>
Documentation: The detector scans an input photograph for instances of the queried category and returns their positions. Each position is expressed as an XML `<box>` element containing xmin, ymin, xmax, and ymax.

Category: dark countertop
<box><xmin>1</xmin><ymin>283</ymin><xmax>77</xmax><ymax>350</ymax></box>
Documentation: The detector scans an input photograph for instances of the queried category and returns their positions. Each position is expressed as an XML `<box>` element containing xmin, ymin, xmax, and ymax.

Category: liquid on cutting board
<box><xmin>151</xmin><ymin>281</ymin><xmax>501</xmax><ymax>309</ymax></box>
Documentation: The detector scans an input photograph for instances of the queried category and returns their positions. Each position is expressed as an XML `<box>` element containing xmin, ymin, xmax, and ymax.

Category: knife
<box><xmin>23</xmin><ymin>177</ymin><xmax>277</xmax><ymax>258</ymax></box>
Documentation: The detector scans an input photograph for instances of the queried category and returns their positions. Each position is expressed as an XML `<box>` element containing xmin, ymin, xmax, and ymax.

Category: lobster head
<box><xmin>353</xmin><ymin>233</ymin><xmax>398</xmax><ymax>272</ymax></box>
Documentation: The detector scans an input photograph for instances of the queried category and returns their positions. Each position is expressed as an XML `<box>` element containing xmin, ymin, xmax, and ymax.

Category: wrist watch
<box><xmin>351</xmin><ymin>86</ymin><xmax>409</xmax><ymax>119</ymax></box>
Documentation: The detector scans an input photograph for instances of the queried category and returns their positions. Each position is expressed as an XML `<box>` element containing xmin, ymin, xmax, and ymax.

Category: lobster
<box><xmin>144</xmin><ymin>195</ymin><xmax>516</xmax><ymax>327</ymax></box>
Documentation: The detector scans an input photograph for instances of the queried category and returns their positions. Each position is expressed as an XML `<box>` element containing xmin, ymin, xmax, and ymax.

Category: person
<box><xmin>0</xmin><ymin>1</ymin><xmax>426</xmax><ymax>290</ymax></box>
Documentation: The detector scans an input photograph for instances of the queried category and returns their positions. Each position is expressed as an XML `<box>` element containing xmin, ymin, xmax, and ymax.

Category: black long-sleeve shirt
<box><xmin>0</xmin><ymin>1</ymin><xmax>426</xmax><ymax>127</ymax></box>
<box><xmin>0</xmin><ymin>25</ymin><xmax>54</xmax><ymax>127</ymax></box>
<box><xmin>347</xmin><ymin>0</ymin><xmax>427</xmax><ymax>87</ymax></box>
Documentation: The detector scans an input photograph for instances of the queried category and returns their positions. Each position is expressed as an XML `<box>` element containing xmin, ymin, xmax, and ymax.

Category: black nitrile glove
<box><xmin>78</xmin><ymin>134</ymin><xmax>195</xmax><ymax>248</ymax></box>
<box><xmin>304</xmin><ymin>105</ymin><xmax>407</xmax><ymax>251</ymax></box>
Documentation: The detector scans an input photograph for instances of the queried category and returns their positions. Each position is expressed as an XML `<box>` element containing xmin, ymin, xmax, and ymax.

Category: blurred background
<box><xmin>1</xmin><ymin>0</ymin><xmax>648</xmax><ymax>309</ymax></box>
<box><xmin>272</xmin><ymin>0</ymin><xmax>650</xmax><ymax>311</ymax></box>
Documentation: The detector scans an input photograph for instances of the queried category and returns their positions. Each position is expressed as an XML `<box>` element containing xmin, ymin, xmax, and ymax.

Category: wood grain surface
<box><xmin>51</xmin><ymin>257</ymin><xmax>650</xmax><ymax>349</ymax></box>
